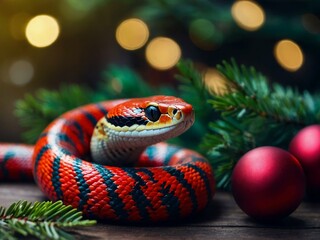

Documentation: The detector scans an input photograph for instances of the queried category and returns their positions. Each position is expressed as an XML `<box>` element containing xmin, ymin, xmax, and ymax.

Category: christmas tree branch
<box><xmin>15</xmin><ymin>85</ymin><xmax>94</xmax><ymax>144</ymax></box>
<box><xmin>173</xmin><ymin>60</ymin><xmax>215</xmax><ymax>149</ymax></box>
<box><xmin>212</xmin><ymin>60</ymin><xmax>317</xmax><ymax>126</ymax></box>
<box><xmin>176</xmin><ymin>60</ymin><xmax>211</xmax><ymax>116</ymax></box>
<box><xmin>15</xmin><ymin>65</ymin><xmax>174</xmax><ymax>144</ymax></box>
<box><xmin>202</xmin><ymin>60</ymin><xmax>320</xmax><ymax>189</ymax></box>
<box><xmin>0</xmin><ymin>200</ymin><xmax>96</xmax><ymax>240</ymax></box>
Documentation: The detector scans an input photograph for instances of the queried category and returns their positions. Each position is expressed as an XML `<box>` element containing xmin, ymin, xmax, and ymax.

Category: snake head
<box><xmin>91</xmin><ymin>96</ymin><xmax>194</xmax><ymax>165</ymax></box>
<box><xmin>104</xmin><ymin>95</ymin><xmax>194</xmax><ymax>140</ymax></box>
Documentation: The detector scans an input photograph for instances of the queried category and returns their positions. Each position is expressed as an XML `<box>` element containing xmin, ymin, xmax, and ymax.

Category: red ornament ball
<box><xmin>289</xmin><ymin>125</ymin><xmax>320</xmax><ymax>196</ymax></box>
<box><xmin>231</xmin><ymin>146</ymin><xmax>305</xmax><ymax>220</ymax></box>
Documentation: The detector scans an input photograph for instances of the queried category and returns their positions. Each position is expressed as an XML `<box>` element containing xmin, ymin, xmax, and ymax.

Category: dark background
<box><xmin>1</xmin><ymin>0</ymin><xmax>319</xmax><ymax>142</ymax></box>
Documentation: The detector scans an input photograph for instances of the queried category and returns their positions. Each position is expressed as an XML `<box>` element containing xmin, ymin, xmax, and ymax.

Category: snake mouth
<box><xmin>105</xmin><ymin>112</ymin><xmax>194</xmax><ymax>140</ymax></box>
<box><xmin>107</xmin><ymin>119</ymin><xmax>193</xmax><ymax>138</ymax></box>
<box><xmin>106</xmin><ymin>109</ymin><xmax>194</xmax><ymax>133</ymax></box>
<box><xmin>136</xmin><ymin>110</ymin><xmax>194</xmax><ymax>139</ymax></box>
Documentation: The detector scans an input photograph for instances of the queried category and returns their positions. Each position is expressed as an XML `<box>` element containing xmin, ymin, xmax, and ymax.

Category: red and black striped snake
<box><xmin>0</xmin><ymin>96</ymin><xmax>215</xmax><ymax>222</ymax></box>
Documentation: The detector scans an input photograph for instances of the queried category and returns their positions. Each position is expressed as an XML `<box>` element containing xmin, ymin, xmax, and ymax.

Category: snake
<box><xmin>0</xmin><ymin>95</ymin><xmax>215</xmax><ymax>222</ymax></box>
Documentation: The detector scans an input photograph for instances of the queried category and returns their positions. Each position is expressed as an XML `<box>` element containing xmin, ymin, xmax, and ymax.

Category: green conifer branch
<box><xmin>174</xmin><ymin>60</ymin><xmax>215</xmax><ymax>149</ymax></box>
<box><xmin>176</xmin><ymin>60</ymin><xmax>209</xmax><ymax>114</ymax></box>
<box><xmin>15</xmin><ymin>66</ymin><xmax>174</xmax><ymax>144</ymax></box>
<box><xmin>15</xmin><ymin>85</ymin><xmax>94</xmax><ymax>143</ymax></box>
<box><xmin>0</xmin><ymin>200</ymin><xmax>96</xmax><ymax>240</ymax></box>
<box><xmin>212</xmin><ymin>60</ymin><xmax>318</xmax><ymax>126</ymax></box>
<box><xmin>202</xmin><ymin>60</ymin><xmax>320</xmax><ymax>189</ymax></box>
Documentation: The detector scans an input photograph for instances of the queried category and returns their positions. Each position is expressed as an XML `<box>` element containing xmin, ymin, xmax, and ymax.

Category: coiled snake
<box><xmin>0</xmin><ymin>96</ymin><xmax>215</xmax><ymax>222</ymax></box>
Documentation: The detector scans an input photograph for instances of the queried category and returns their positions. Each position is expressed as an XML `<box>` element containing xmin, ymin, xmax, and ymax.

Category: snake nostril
<box><xmin>175</xmin><ymin>111</ymin><xmax>182</xmax><ymax>120</ymax></box>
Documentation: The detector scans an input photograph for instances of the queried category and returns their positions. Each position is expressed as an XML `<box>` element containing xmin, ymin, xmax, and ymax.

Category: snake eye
<box><xmin>145</xmin><ymin>105</ymin><xmax>161</xmax><ymax>122</ymax></box>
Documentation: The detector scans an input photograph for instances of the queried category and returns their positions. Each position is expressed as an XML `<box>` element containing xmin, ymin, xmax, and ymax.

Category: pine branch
<box><xmin>15</xmin><ymin>85</ymin><xmax>94</xmax><ymax>143</ymax></box>
<box><xmin>212</xmin><ymin>59</ymin><xmax>319</xmax><ymax>125</ymax></box>
<box><xmin>0</xmin><ymin>200</ymin><xmax>96</xmax><ymax>240</ymax></box>
<box><xmin>204</xmin><ymin>59</ymin><xmax>320</xmax><ymax>189</ymax></box>
<box><xmin>175</xmin><ymin>60</ymin><xmax>215</xmax><ymax>150</ymax></box>
<box><xmin>15</xmin><ymin>65</ymin><xmax>176</xmax><ymax>144</ymax></box>
<box><xmin>176</xmin><ymin>60</ymin><xmax>210</xmax><ymax>116</ymax></box>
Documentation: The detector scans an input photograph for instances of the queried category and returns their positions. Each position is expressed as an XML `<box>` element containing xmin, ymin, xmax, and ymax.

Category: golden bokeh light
<box><xmin>145</xmin><ymin>37</ymin><xmax>181</xmax><ymax>70</ymax></box>
<box><xmin>25</xmin><ymin>15</ymin><xmax>60</xmax><ymax>48</ymax></box>
<box><xmin>203</xmin><ymin>68</ymin><xmax>229</xmax><ymax>96</ymax></box>
<box><xmin>231</xmin><ymin>0</ymin><xmax>265</xmax><ymax>31</ymax></box>
<box><xmin>116</xmin><ymin>18</ymin><xmax>149</xmax><ymax>50</ymax></box>
<box><xmin>274</xmin><ymin>39</ymin><xmax>304</xmax><ymax>72</ymax></box>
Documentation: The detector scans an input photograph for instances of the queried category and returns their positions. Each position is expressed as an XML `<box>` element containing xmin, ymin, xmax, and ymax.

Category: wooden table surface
<box><xmin>1</xmin><ymin>183</ymin><xmax>320</xmax><ymax>240</ymax></box>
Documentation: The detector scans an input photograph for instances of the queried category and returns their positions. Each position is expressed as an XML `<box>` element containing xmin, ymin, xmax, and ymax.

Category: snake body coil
<box><xmin>0</xmin><ymin>96</ymin><xmax>215</xmax><ymax>222</ymax></box>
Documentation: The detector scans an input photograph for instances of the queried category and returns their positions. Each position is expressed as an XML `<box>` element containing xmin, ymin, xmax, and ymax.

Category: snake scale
<box><xmin>0</xmin><ymin>96</ymin><xmax>215</xmax><ymax>222</ymax></box>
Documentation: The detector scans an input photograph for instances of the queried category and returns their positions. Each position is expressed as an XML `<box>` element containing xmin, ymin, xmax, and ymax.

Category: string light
<box><xmin>274</xmin><ymin>39</ymin><xmax>304</xmax><ymax>72</ymax></box>
<box><xmin>25</xmin><ymin>15</ymin><xmax>60</xmax><ymax>48</ymax></box>
<box><xmin>145</xmin><ymin>37</ymin><xmax>181</xmax><ymax>70</ymax></box>
<box><xmin>231</xmin><ymin>0</ymin><xmax>265</xmax><ymax>31</ymax></box>
<box><xmin>203</xmin><ymin>68</ymin><xmax>229</xmax><ymax>96</ymax></box>
<box><xmin>9</xmin><ymin>60</ymin><xmax>34</xmax><ymax>86</ymax></box>
<box><xmin>116</xmin><ymin>18</ymin><xmax>149</xmax><ymax>50</ymax></box>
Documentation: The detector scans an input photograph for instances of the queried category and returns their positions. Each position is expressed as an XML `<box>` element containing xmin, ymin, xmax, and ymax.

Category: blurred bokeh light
<box><xmin>274</xmin><ymin>39</ymin><xmax>304</xmax><ymax>72</ymax></box>
<box><xmin>25</xmin><ymin>15</ymin><xmax>60</xmax><ymax>48</ymax></box>
<box><xmin>203</xmin><ymin>68</ymin><xmax>229</xmax><ymax>96</ymax></box>
<box><xmin>9</xmin><ymin>60</ymin><xmax>34</xmax><ymax>86</ymax></box>
<box><xmin>145</xmin><ymin>37</ymin><xmax>181</xmax><ymax>70</ymax></box>
<box><xmin>231</xmin><ymin>0</ymin><xmax>265</xmax><ymax>31</ymax></box>
<box><xmin>116</xmin><ymin>18</ymin><xmax>149</xmax><ymax>50</ymax></box>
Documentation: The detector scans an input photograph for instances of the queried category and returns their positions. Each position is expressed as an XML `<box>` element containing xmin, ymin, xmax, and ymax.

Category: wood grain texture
<box><xmin>1</xmin><ymin>183</ymin><xmax>319</xmax><ymax>240</ymax></box>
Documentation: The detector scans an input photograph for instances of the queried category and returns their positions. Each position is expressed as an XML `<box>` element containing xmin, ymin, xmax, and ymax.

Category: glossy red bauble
<box><xmin>289</xmin><ymin>125</ymin><xmax>320</xmax><ymax>196</ymax></box>
<box><xmin>231</xmin><ymin>146</ymin><xmax>305</xmax><ymax>220</ymax></box>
